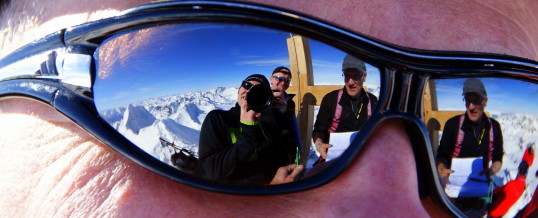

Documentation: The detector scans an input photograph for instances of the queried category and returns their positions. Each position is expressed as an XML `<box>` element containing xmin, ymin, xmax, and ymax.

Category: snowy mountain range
<box><xmin>100</xmin><ymin>87</ymin><xmax>237</xmax><ymax>164</ymax></box>
<box><xmin>100</xmin><ymin>86</ymin><xmax>537</xmax><ymax>216</ymax></box>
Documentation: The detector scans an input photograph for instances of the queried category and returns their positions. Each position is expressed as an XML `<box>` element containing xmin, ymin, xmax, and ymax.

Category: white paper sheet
<box><xmin>327</xmin><ymin>131</ymin><xmax>359</xmax><ymax>161</ymax></box>
<box><xmin>445</xmin><ymin>157</ymin><xmax>490</xmax><ymax>198</ymax></box>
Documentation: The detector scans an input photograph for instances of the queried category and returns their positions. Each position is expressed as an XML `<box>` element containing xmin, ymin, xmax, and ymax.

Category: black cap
<box><xmin>463</xmin><ymin>78</ymin><xmax>487</xmax><ymax>97</ymax></box>
<box><xmin>243</xmin><ymin>74</ymin><xmax>270</xmax><ymax>87</ymax></box>
<box><xmin>342</xmin><ymin>54</ymin><xmax>366</xmax><ymax>73</ymax></box>
<box><xmin>272</xmin><ymin>66</ymin><xmax>291</xmax><ymax>76</ymax></box>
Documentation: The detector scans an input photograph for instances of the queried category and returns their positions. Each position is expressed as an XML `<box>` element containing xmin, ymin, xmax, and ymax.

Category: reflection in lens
<box><xmin>93</xmin><ymin>23</ymin><xmax>381</xmax><ymax>186</ymax></box>
<box><xmin>428</xmin><ymin>77</ymin><xmax>538</xmax><ymax>217</ymax></box>
<box><xmin>309</xmin><ymin>54</ymin><xmax>379</xmax><ymax>168</ymax></box>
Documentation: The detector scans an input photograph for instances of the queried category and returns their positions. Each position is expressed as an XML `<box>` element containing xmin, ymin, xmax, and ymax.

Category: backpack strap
<box><xmin>451</xmin><ymin>115</ymin><xmax>466</xmax><ymax>158</ymax></box>
<box><xmin>487</xmin><ymin>118</ymin><xmax>494</xmax><ymax>161</ymax></box>
<box><xmin>365</xmin><ymin>92</ymin><xmax>372</xmax><ymax>119</ymax></box>
<box><xmin>329</xmin><ymin>89</ymin><xmax>344</xmax><ymax>133</ymax></box>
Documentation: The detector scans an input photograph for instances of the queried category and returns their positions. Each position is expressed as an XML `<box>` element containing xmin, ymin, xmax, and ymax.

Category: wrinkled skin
<box><xmin>1</xmin><ymin>0</ymin><xmax>538</xmax><ymax>217</ymax></box>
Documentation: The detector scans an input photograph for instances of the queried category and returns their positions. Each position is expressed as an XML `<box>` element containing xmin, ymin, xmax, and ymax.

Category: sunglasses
<box><xmin>1</xmin><ymin>1</ymin><xmax>537</xmax><ymax>216</ymax></box>
<box><xmin>241</xmin><ymin>80</ymin><xmax>255</xmax><ymax>90</ymax></box>
<box><xmin>342</xmin><ymin>72</ymin><xmax>364</xmax><ymax>81</ymax></box>
<box><xmin>272</xmin><ymin>75</ymin><xmax>291</xmax><ymax>83</ymax></box>
<box><xmin>463</xmin><ymin>95</ymin><xmax>486</xmax><ymax>107</ymax></box>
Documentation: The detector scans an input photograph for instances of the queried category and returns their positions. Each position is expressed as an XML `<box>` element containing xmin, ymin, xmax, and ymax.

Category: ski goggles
<box><xmin>0</xmin><ymin>1</ymin><xmax>537</xmax><ymax>216</ymax></box>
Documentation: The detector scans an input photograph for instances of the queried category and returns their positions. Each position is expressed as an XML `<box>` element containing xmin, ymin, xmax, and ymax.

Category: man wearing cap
<box><xmin>270</xmin><ymin>66</ymin><xmax>295</xmax><ymax>113</ymax></box>
<box><xmin>436</xmin><ymin>78</ymin><xmax>503</xmax><ymax>217</ymax></box>
<box><xmin>312</xmin><ymin>54</ymin><xmax>378</xmax><ymax>163</ymax></box>
<box><xmin>198</xmin><ymin>74</ymin><xmax>303</xmax><ymax>185</ymax></box>
<box><xmin>265</xmin><ymin>66</ymin><xmax>301</xmax><ymax>166</ymax></box>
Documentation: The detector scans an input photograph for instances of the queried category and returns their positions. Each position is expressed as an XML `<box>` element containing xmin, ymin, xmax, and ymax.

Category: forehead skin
<box><xmin>1</xmin><ymin>0</ymin><xmax>537</xmax><ymax>60</ymax></box>
<box><xmin>1</xmin><ymin>0</ymin><xmax>537</xmax><ymax>217</ymax></box>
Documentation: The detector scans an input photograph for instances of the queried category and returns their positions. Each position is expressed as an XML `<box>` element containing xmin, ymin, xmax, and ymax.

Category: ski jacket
<box><xmin>436</xmin><ymin>113</ymin><xmax>503</xmax><ymax>170</ymax></box>
<box><xmin>312</xmin><ymin>87</ymin><xmax>378</xmax><ymax>143</ymax></box>
<box><xmin>520</xmin><ymin>185</ymin><xmax>538</xmax><ymax>218</ymax></box>
<box><xmin>285</xmin><ymin>92</ymin><xmax>296</xmax><ymax>114</ymax></box>
<box><xmin>198</xmin><ymin>104</ymin><xmax>296</xmax><ymax>185</ymax></box>
<box><xmin>522</xmin><ymin>147</ymin><xmax>535</xmax><ymax>167</ymax></box>
<box><xmin>489</xmin><ymin>175</ymin><xmax>526</xmax><ymax>217</ymax></box>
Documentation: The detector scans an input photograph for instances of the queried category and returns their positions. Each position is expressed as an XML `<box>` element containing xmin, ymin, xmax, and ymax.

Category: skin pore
<box><xmin>1</xmin><ymin>0</ymin><xmax>538</xmax><ymax>217</ymax></box>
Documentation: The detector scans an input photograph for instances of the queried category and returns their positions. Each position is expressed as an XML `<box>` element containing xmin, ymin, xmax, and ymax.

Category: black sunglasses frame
<box><xmin>1</xmin><ymin>1</ymin><xmax>538</xmax><ymax>216</ymax></box>
<box><xmin>241</xmin><ymin>80</ymin><xmax>255</xmax><ymax>90</ymax></box>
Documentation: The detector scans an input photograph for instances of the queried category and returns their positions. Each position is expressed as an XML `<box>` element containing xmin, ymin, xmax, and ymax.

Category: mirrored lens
<box><xmin>426</xmin><ymin>78</ymin><xmax>538</xmax><ymax>217</ymax></box>
<box><xmin>93</xmin><ymin>22</ymin><xmax>381</xmax><ymax>186</ymax></box>
<box><xmin>273</xmin><ymin>76</ymin><xmax>290</xmax><ymax>83</ymax></box>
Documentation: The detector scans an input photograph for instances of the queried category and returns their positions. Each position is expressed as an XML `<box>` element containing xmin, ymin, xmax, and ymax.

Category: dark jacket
<box><xmin>264</xmin><ymin>92</ymin><xmax>300</xmax><ymax>160</ymax></box>
<box><xmin>436</xmin><ymin>113</ymin><xmax>503</xmax><ymax>169</ymax></box>
<box><xmin>313</xmin><ymin>87</ymin><xmax>378</xmax><ymax>142</ymax></box>
<box><xmin>198</xmin><ymin>104</ymin><xmax>296</xmax><ymax>185</ymax></box>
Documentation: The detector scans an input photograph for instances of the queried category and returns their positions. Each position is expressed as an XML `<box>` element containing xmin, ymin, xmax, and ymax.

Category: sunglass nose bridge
<box><xmin>381</xmin><ymin>68</ymin><xmax>427</xmax><ymax>118</ymax></box>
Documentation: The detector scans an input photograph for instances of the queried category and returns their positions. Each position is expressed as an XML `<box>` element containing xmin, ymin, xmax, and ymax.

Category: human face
<box><xmin>343</xmin><ymin>68</ymin><xmax>366</xmax><ymax>99</ymax></box>
<box><xmin>1</xmin><ymin>0</ymin><xmax>537</xmax><ymax>217</ymax></box>
<box><xmin>464</xmin><ymin>93</ymin><xmax>488</xmax><ymax>124</ymax></box>
<box><xmin>270</xmin><ymin>72</ymin><xmax>291</xmax><ymax>91</ymax></box>
<box><xmin>237</xmin><ymin>80</ymin><xmax>260</xmax><ymax>103</ymax></box>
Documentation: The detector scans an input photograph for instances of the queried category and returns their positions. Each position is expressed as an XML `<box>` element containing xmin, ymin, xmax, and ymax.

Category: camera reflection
<box><xmin>198</xmin><ymin>74</ymin><xmax>302</xmax><ymax>185</ymax></box>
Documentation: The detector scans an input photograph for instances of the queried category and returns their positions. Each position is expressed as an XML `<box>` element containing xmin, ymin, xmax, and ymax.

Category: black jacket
<box><xmin>313</xmin><ymin>87</ymin><xmax>378</xmax><ymax>142</ymax></box>
<box><xmin>436</xmin><ymin>113</ymin><xmax>503</xmax><ymax>169</ymax></box>
<box><xmin>198</xmin><ymin>104</ymin><xmax>297</xmax><ymax>185</ymax></box>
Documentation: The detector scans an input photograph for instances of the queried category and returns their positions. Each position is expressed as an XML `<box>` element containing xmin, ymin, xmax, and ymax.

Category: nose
<box><xmin>468</xmin><ymin>102</ymin><xmax>478</xmax><ymax>109</ymax></box>
<box><xmin>297</xmin><ymin>120</ymin><xmax>432</xmax><ymax>216</ymax></box>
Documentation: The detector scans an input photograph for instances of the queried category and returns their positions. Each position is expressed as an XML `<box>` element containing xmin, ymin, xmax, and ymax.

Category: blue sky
<box><xmin>93</xmin><ymin>23</ymin><xmax>369</xmax><ymax>110</ymax></box>
<box><xmin>435</xmin><ymin>78</ymin><xmax>538</xmax><ymax>114</ymax></box>
<box><xmin>93</xmin><ymin>23</ymin><xmax>536</xmax><ymax>115</ymax></box>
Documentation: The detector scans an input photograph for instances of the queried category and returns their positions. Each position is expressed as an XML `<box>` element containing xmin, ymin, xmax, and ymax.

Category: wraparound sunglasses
<box><xmin>1</xmin><ymin>1</ymin><xmax>537</xmax><ymax>216</ymax></box>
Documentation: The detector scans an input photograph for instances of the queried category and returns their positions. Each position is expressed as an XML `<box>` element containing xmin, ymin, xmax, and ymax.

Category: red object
<box><xmin>522</xmin><ymin>147</ymin><xmax>535</xmax><ymax>167</ymax></box>
<box><xmin>489</xmin><ymin>176</ymin><xmax>526</xmax><ymax>217</ymax></box>
<box><xmin>521</xmin><ymin>186</ymin><xmax>538</xmax><ymax>218</ymax></box>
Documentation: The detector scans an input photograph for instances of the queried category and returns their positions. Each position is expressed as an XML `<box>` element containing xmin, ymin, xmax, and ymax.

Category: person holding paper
<box><xmin>312</xmin><ymin>54</ymin><xmax>378</xmax><ymax>164</ymax></box>
<box><xmin>436</xmin><ymin>78</ymin><xmax>504</xmax><ymax>217</ymax></box>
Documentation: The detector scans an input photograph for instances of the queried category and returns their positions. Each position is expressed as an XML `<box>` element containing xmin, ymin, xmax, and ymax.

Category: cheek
<box><xmin>0</xmin><ymin>98</ymin><xmax>132</xmax><ymax>215</ymax></box>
